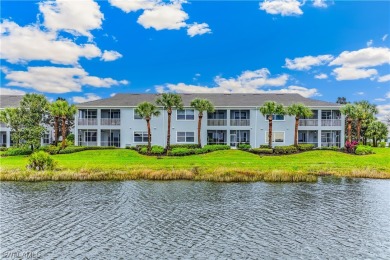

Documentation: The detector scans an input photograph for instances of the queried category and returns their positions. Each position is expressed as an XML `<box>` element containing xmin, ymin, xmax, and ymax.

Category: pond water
<box><xmin>1</xmin><ymin>178</ymin><xmax>390</xmax><ymax>259</ymax></box>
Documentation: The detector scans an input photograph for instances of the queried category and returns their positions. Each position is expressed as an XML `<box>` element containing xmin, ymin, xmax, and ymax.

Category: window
<box><xmin>266</xmin><ymin>115</ymin><xmax>284</xmax><ymax>121</ymax></box>
<box><xmin>79</xmin><ymin>109</ymin><xmax>97</xmax><ymax>119</ymax></box>
<box><xmin>177</xmin><ymin>132</ymin><xmax>195</xmax><ymax>143</ymax></box>
<box><xmin>177</xmin><ymin>109</ymin><xmax>194</xmax><ymax>120</ymax></box>
<box><xmin>85</xmin><ymin>131</ymin><xmax>97</xmax><ymax>142</ymax></box>
<box><xmin>43</xmin><ymin>134</ymin><xmax>50</xmax><ymax>144</ymax></box>
<box><xmin>134</xmin><ymin>111</ymin><xmax>143</xmax><ymax>120</ymax></box>
<box><xmin>134</xmin><ymin>131</ymin><xmax>148</xmax><ymax>142</ymax></box>
<box><xmin>265</xmin><ymin>132</ymin><xmax>285</xmax><ymax>143</ymax></box>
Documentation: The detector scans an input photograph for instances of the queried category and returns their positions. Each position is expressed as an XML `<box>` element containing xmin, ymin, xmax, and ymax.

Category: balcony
<box><xmin>78</xmin><ymin>118</ymin><xmax>97</xmax><ymax>126</ymax></box>
<box><xmin>230</xmin><ymin>119</ymin><xmax>250</xmax><ymax>126</ymax></box>
<box><xmin>101</xmin><ymin>118</ymin><xmax>120</xmax><ymax>125</ymax></box>
<box><xmin>299</xmin><ymin>119</ymin><xmax>318</xmax><ymax>126</ymax></box>
<box><xmin>0</xmin><ymin>122</ymin><xmax>7</xmax><ymax>128</ymax></box>
<box><xmin>207</xmin><ymin>119</ymin><xmax>227</xmax><ymax>126</ymax></box>
<box><xmin>321</xmin><ymin>119</ymin><xmax>341</xmax><ymax>127</ymax></box>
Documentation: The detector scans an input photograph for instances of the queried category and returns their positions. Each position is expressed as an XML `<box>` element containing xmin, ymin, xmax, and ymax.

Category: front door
<box><xmin>230</xmin><ymin>134</ymin><xmax>237</xmax><ymax>147</ymax></box>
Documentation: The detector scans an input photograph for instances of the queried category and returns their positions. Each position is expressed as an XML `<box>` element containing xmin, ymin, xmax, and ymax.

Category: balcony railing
<box><xmin>321</xmin><ymin>119</ymin><xmax>341</xmax><ymax>127</ymax></box>
<box><xmin>299</xmin><ymin>119</ymin><xmax>318</xmax><ymax>126</ymax></box>
<box><xmin>101</xmin><ymin>141</ymin><xmax>120</xmax><ymax>147</ymax></box>
<box><xmin>321</xmin><ymin>142</ymin><xmax>340</xmax><ymax>147</ymax></box>
<box><xmin>79</xmin><ymin>141</ymin><xmax>97</xmax><ymax>146</ymax></box>
<box><xmin>78</xmin><ymin>118</ymin><xmax>97</xmax><ymax>125</ymax></box>
<box><xmin>101</xmin><ymin>118</ymin><xmax>120</xmax><ymax>125</ymax></box>
<box><xmin>207</xmin><ymin>119</ymin><xmax>227</xmax><ymax>126</ymax></box>
<box><xmin>230</xmin><ymin>119</ymin><xmax>250</xmax><ymax>126</ymax></box>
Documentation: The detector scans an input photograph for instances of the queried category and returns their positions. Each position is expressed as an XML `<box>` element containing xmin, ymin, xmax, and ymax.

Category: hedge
<box><xmin>378</xmin><ymin>142</ymin><xmax>386</xmax><ymax>148</ymax></box>
<box><xmin>238</xmin><ymin>144</ymin><xmax>251</xmax><ymax>150</ymax></box>
<box><xmin>2</xmin><ymin>147</ymin><xmax>33</xmax><ymax>156</ymax></box>
<box><xmin>250</xmin><ymin>148</ymin><xmax>273</xmax><ymax>154</ymax></box>
<box><xmin>273</xmin><ymin>145</ymin><xmax>298</xmax><ymax>154</ymax></box>
<box><xmin>355</xmin><ymin>145</ymin><xmax>375</xmax><ymax>155</ymax></box>
<box><xmin>259</xmin><ymin>145</ymin><xmax>270</xmax><ymax>149</ymax></box>
<box><xmin>169</xmin><ymin>144</ymin><xmax>200</xmax><ymax>149</ymax></box>
<box><xmin>297</xmin><ymin>144</ymin><xmax>315</xmax><ymax>151</ymax></box>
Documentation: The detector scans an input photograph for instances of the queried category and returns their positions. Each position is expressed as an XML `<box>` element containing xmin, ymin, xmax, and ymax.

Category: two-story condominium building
<box><xmin>75</xmin><ymin>93</ymin><xmax>345</xmax><ymax>149</ymax></box>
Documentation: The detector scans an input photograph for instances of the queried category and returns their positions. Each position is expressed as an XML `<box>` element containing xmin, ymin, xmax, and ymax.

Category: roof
<box><xmin>0</xmin><ymin>95</ymin><xmax>23</xmax><ymax>108</ymax></box>
<box><xmin>76</xmin><ymin>93</ymin><xmax>340</xmax><ymax>108</ymax></box>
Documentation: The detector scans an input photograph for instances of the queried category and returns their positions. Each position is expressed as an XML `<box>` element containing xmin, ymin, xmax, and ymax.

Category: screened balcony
<box><xmin>321</xmin><ymin>130</ymin><xmax>341</xmax><ymax>147</ymax></box>
<box><xmin>101</xmin><ymin>109</ymin><xmax>120</xmax><ymax>125</ymax></box>
<box><xmin>230</xmin><ymin>130</ymin><xmax>250</xmax><ymax>147</ymax></box>
<box><xmin>321</xmin><ymin>110</ymin><xmax>342</xmax><ymax>126</ymax></box>
<box><xmin>78</xmin><ymin>129</ymin><xmax>97</xmax><ymax>146</ymax></box>
<box><xmin>207</xmin><ymin>130</ymin><xmax>227</xmax><ymax>145</ymax></box>
<box><xmin>299</xmin><ymin>110</ymin><xmax>318</xmax><ymax>126</ymax></box>
<box><xmin>101</xmin><ymin>130</ymin><xmax>120</xmax><ymax>147</ymax></box>
<box><xmin>230</xmin><ymin>110</ymin><xmax>250</xmax><ymax>126</ymax></box>
<box><xmin>78</xmin><ymin>109</ymin><xmax>97</xmax><ymax>126</ymax></box>
<box><xmin>207</xmin><ymin>110</ymin><xmax>227</xmax><ymax>126</ymax></box>
<box><xmin>298</xmin><ymin>130</ymin><xmax>318</xmax><ymax>147</ymax></box>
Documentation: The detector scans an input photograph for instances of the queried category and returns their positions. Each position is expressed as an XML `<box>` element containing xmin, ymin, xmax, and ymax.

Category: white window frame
<box><xmin>134</xmin><ymin>131</ymin><xmax>148</xmax><ymax>143</ymax></box>
<box><xmin>177</xmin><ymin>109</ymin><xmax>195</xmax><ymax>121</ymax></box>
<box><xmin>43</xmin><ymin>133</ymin><xmax>50</xmax><ymax>144</ymax></box>
<box><xmin>265</xmin><ymin>115</ymin><xmax>285</xmax><ymax>121</ymax></box>
<box><xmin>84</xmin><ymin>130</ymin><xmax>97</xmax><ymax>142</ymax></box>
<box><xmin>264</xmin><ymin>131</ymin><xmax>285</xmax><ymax>143</ymax></box>
<box><xmin>176</xmin><ymin>131</ymin><xmax>195</xmax><ymax>143</ymax></box>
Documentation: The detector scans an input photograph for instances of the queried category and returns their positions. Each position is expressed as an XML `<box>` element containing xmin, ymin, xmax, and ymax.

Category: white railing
<box><xmin>321</xmin><ymin>142</ymin><xmax>340</xmax><ymax>147</ymax></box>
<box><xmin>299</xmin><ymin>119</ymin><xmax>318</xmax><ymax>126</ymax></box>
<box><xmin>230</xmin><ymin>119</ymin><xmax>250</xmax><ymax>126</ymax></box>
<box><xmin>78</xmin><ymin>118</ymin><xmax>98</xmax><ymax>125</ymax></box>
<box><xmin>79</xmin><ymin>141</ymin><xmax>97</xmax><ymax>146</ymax></box>
<box><xmin>207</xmin><ymin>119</ymin><xmax>227</xmax><ymax>126</ymax></box>
<box><xmin>101</xmin><ymin>141</ymin><xmax>120</xmax><ymax>147</ymax></box>
<box><xmin>321</xmin><ymin>119</ymin><xmax>341</xmax><ymax>127</ymax></box>
<box><xmin>101</xmin><ymin>118</ymin><xmax>120</xmax><ymax>125</ymax></box>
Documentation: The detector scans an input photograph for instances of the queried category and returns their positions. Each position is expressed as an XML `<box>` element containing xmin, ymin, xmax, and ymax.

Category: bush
<box><xmin>167</xmin><ymin>148</ymin><xmax>195</xmax><ymax>156</ymax></box>
<box><xmin>194</xmin><ymin>148</ymin><xmax>207</xmax><ymax>154</ymax></box>
<box><xmin>139</xmin><ymin>147</ymin><xmax>148</xmax><ymax>154</ymax></box>
<box><xmin>355</xmin><ymin>145</ymin><xmax>375</xmax><ymax>155</ymax></box>
<box><xmin>135</xmin><ymin>145</ymin><xmax>147</xmax><ymax>151</ymax></box>
<box><xmin>3</xmin><ymin>147</ymin><xmax>32</xmax><ymax>156</ymax></box>
<box><xmin>250</xmin><ymin>148</ymin><xmax>273</xmax><ymax>154</ymax></box>
<box><xmin>238</xmin><ymin>144</ymin><xmax>251</xmax><ymax>150</ymax></box>
<box><xmin>319</xmin><ymin>146</ymin><xmax>339</xmax><ymax>151</ymax></box>
<box><xmin>273</xmin><ymin>145</ymin><xmax>298</xmax><ymax>154</ymax></box>
<box><xmin>151</xmin><ymin>145</ymin><xmax>165</xmax><ymax>155</ymax></box>
<box><xmin>66</xmin><ymin>133</ymin><xmax>75</xmax><ymax>143</ymax></box>
<box><xmin>26</xmin><ymin>151</ymin><xmax>56</xmax><ymax>171</ymax></box>
<box><xmin>0</xmin><ymin>147</ymin><xmax>8</xmax><ymax>151</ymax></box>
<box><xmin>41</xmin><ymin>145</ymin><xmax>61</xmax><ymax>155</ymax></box>
<box><xmin>378</xmin><ymin>142</ymin><xmax>386</xmax><ymax>148</ymax></box>
<box><xmin>297</xmin><ymin>144</ymin><xmax>315</xmax><ymax>151</ymax></box>
<box><xmin>259</xmin><ymin>145</ymin><xmax>270</xmax><ymax>149</ymax></box>
<box><xmin>202</xmin><ymin>145</ymin><xmax>230</xmax><ymax>152</ymax></box>
<box><xmin>170</xmin><ymin>144</ymin><xmax>200</xmax><ymax>149</ymax></box>
<box><xmin>345</xmin><ymin>141</ymin><xmax>358</xmax><ymax>153</ymax></box>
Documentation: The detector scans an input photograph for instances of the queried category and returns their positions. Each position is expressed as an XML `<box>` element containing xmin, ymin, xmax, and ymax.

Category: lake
<box><xmin>1</xmin><ymin>178</ymin><xmax>390</xmax><ymax>259</ymax></box>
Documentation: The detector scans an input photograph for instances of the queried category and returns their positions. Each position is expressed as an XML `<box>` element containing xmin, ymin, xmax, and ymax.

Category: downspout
<box><xmin>255</xmin><ymin>108</ymin><xmax>258</xmax><ymax>148</ymax></box>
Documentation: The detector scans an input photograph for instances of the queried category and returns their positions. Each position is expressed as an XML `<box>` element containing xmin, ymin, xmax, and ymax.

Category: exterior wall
<box><xmin>75</xmin><ymin>106</ymin><xmax>345</xmax><ymax>148</ymax></box>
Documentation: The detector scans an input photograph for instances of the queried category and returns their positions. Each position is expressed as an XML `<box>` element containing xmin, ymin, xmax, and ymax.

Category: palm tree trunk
<box><xmin>167</xmin><ymin>110</ymin><xmax>171</xmax><ymax>150</ymax></box>
<box><xmin>268</xmin><ymin>116</ymin><xmax>273</xmax><ymax>148</ymax></box>
<box><xmin>61</xmin><ymin>116</ymin><xmax>66</xmax><ymax>149</ymax></box>
<box><xmin>357</xmin><ymin>119</ymin><xmax>361</xmax><ymax>142</ymax></box>
<box><xmin>146</xmin><ymin>118</ymin><xmax>151</xmax><ymax>153</ymax></box>
<box><xmin>294</xmin><ymin>116</ymin><xmax>299</xmax><ymax>147</ymax></box>
<box><xmin>54</xmin><ymin>116</ymin><xmax>59</xmax><ymax>146</ymax></box>
<box><xmin>198</xmin><ymin>113</ymin><xmax>203</xmax><ymax>147</ymax></box>
<box><xmin>347</xmin><ymin>118</ymin><xmax>352</xmax><ymax>142</ymax></box>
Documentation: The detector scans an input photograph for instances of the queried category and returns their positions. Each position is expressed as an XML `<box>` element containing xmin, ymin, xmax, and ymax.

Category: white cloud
<box><xmin>137</xmin><ymin>3</ymin><xmax>188</xmax><ymax>30</ymax></box>
<box><xmin>332</xmin><ymin>67</ymin><xmax>377</xmax><ymax>81</ymax></box>
<box><xmin>145</xmin><ymin>89</ymin><xmax>151</xmax><ymax>92</ymax></box>
<box><xmin>314</xmin><ymin>73</ymin><xmax>328</xmax><ymax>79</ymax></box>
<box><xmin>383</xmin><ymin>34</ymin><xmax>388</xmax><ymax>41</ymax></box>
<box><xmin>0</xmin><ymin>20</ymin><xmax>101</xmax><ymax>65</ymax></box>
<box><xmin>4</xmin><ymin>66</ymin><xmax>128</xmax><ymax>93</ymax></box>
<box><xmin>108</xmin><ymin>0</ymin><xmax>157</xmax><ymax>13</ymax></box>
<box><xmin>374</xmin><ymin>98</ymin><xmax>386</xmax><ymax>102</ymax></box>
<box><xmin>378</xmin><ymin>74</ymin><xmax>390</xmax><ymax>82</ymax></box>
<box><xmin>386</xmin><ymin>92</ymin><xmax>390</xmax><ymax>99</ymax></box>
<box><xmin>377</xmin><ymin>103</ymin><xmax>390</xmax><ymax>122</ymax></box>
<box><xmin>72</xmin><ymin>93</ymin><xmax>101</xmax><ymax>103</ymax></box>
<box><xmin>329</xmin><ymin>47</ymin><xmax>390</xmax><ymax>68</ymax></box>
<box><xmin>260</xmin><ymin>0</ymin><xmax>303</xmax><ymax>16</ymax></box>
<box><xmin>0</xmin><ymin>87</ymin><xmax>26</xmax><ymax>95</ymax></box>
<box><xmin>39</xmin><ymin>0</ymin><xmax>104</xmax><ymax>40</ymax></box>
<box><xmin>187</xmin><ymin>23</ymin><xmax>211</xmax><ymax>37</ymax></box>
<box><xmin>101</xmin><ymin>50</ymin><xmax>123</xmax><ymax>61</ymax></box>
<box><xmin>313</xmin><ymin>0</ymin><xmax>327</xmax><ymax>8</ymax></box>
<box><xmin>285</xmin><ymin>55</ymin><xmax>334</xmax><ymax>70</ymax></box>
<box><xmin>110</xmin><ymin>93</ymin><xmax>116</xmax><ymax>97</ymax></box>
<box><xmin>355</xmin><ymin>92</ymin><xmax>365</xmax><ymax>96</ymax></box>
<box><xmin>366</xmin><ymin>39</ymin><xmax>373</xmax><ymax>47</ymax></box>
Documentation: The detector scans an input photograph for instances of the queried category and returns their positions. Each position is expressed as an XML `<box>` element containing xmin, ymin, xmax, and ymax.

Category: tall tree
<box><xmin>48</xmin><ymin>100</ymin><xmax>62</xmax><ymax>146</ymax></box>
<box><xmin>190</xmin><ymin>98</ymin><xmax>215</xmax><ymax>147</ymax></box>
<box><xmin>259</xmin><ymin>101</ymin><xmax>286</xmax><ymax>148</ymax></box>
<box><xmin>366</xmin><ymin>121</ymin><xmax>388</xmax><ymax>147</ymax></box>
<box><xmin>156</xmin><ymin>93</ymin><xmax>183</xmax><ymax>150</ymax></box>
<box><xmin>54</xmin><ymin>100</ymin><xmax>76</xmax><ymax>149</ymax></box>
<box><xmin>135</xmin><ymin>102</ymin><xmax>161</xmax><ymax>153</ymax></box>
<box><xmin>0</xmin><ymin>108</ymin><xmax>24</xmax><ymax>147</ymax></box>
<box><xmin>340</xmin><ymin>104</ymin><xmax>358</xmax><ymax>143</ymax></box>
<box><xmin>354</xmin><ymin>101</ymin><xmax>378</xmax><ymax>143</ymax></box>
<box><xmin>287</xmin><ymin>103</ymin><xmax>313</xmax><ymax>147</ymax></box>
<box><xmin>336</xmin><ymin>97</ymin><xmax>348</xmax><ymax>104</ymax></box>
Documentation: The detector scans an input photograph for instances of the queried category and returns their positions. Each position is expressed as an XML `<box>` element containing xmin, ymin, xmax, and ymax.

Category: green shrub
<box><xmin>250</xmin><ymin>148</ymin><xmax>273</xmax><ymax>154</ymax></box>
<box><xmin>26</xmin><ymin>151</ymin><xmax>56</xmax><ymax>171</ymax></box>
<box><xmin>3</xmin><ymin>147</ymin><xmax>32</xmax><ymax>156</ymax></box>
<box><xmin>259</xmin><ymin>145</ymin><xmax>270</xmax><ymax>149</ymax></box>
<box><xmin>297</xmin><ymin>144</ymin><xmax>315</xmax><ymax>151</ymax></box>
<box><xmin>273</xmin><ymin>145</ymin><xmax>298</xmax><ymax>154</ymax></box>
<box><xmin>58</xmin><ymin>146</ymin><xmax>86</xmax><ymax>154</ymax></box>
<box><xmin>202</xmin><ymin>145</ymin><xmax>230</xmax><ymax>152</ymax></box>
<box><xmin>355</xmin><ymin>145</ymin><xmax>375</xmax><ymax>155</ymax></box>
<box><xmin>319</xmin><ymin>146</ymin><xmax>339</xmax><ymax>151</ymax></box>
<box><xmin>378</xmin><ymin>142</ymin><xmax>386</xmax><ymax>148</ymax></box>
<box><xmin>238</xmin><ymin>143</ymin><xmax>251</xmax><ymax>150</ymax></box>
<box><xmin>168</xmin><ymin>148</ymin><xmax>195</xmax><ymax>156</ymax></box>
<box><xmin>66</xmin><ymin>133</ymin><xmax>75</xmax><ymax>143</ymax></box>
<box><xmin>366</xmin><ymin>142</ymin><xmax>373</xmax><ymax>147</ymax></box>
<box><xmin>170</xmin><ymin>144</ymin><xmax>200</xmax><ymax>149</ymax></box>
<box><xmin>43</xmin><ymin>145</ymin><xmax>61</xmax><ymax>155</ymax></box>
<box><xmin>0</xmin><ymin>147</ymin><xmax>8</xmax><ymax>151</ymax></box>
<box><xmin>135</xmin><ymin>145</ymin><xmax>147</xmax><ymax>151</ymax></box>
<box><xmin>151</xmin><ymin>145</ymin><xmax>165</xmax><ymax>155</ymax></box>
<box><xmin>194</xmin><ymin>148</ymin><xmax>207</xmax><ymax>154</ymax></box>
<box><xmin>139</xmin><ymin>147</ymin><xmax>148</xmax><ymax>154</ymax></box>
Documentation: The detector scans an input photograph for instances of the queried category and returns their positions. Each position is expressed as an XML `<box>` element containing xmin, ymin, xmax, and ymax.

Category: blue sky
<box><xmin>0</xmin><ymin>0</ymin><xmax>389</xmax><ymax>119</ymax></box>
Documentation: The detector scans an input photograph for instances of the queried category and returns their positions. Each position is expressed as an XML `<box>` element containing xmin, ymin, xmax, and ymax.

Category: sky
<box><xmin>0</xmin><ymin>0</ymin><xmax>389</xmax><ymax>120</ymax></box>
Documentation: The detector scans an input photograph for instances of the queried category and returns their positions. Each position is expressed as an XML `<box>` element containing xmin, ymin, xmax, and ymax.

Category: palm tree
<box><xmin>287</xmin><ymin>103</ymin><xmax>313</xmax><ymax>147</ymax></box>
<box><xmin>190</xmin><ymin>98</ymin><xmax>215</xmax><ymax>147</ymax></box>
<box><xmin>135</xmin><ymin>102</ymin><xmax>161</xmax><ymax>153</ymax></box>
<box><xmin>56</xmin><ymin>100</ymin><xmax>76</xmax><ymax>149</ymax></box>
<box><xmin>156</xmin><ymin>93</ymin><xmax>183</xmax><ymax>150</ymax></box>
<box><xmin>366</xmin><ymin>121</ymin><xmax>388</xmax><ymax>147</ymax></box>
<box><xmin>340</xmin><ymin>103</ymin><xmax>357</xmax><ymax>143</ymax></box>
<box><xmin>48</xmin><ymin>100</ymin><xmax>62</xmax><ymax>146</ymax></box>
<box><xmin>259</xmin><ymin>101</ymin><xmax>286</xmax><ymax>148</ymax></box>
<box><xmin>354</xmin><ymin>101</ymin><xmax>378</xmax><ymax>143</ymax></box>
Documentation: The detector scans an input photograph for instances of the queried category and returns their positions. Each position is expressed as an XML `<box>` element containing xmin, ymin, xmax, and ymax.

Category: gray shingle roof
<box><xmin>0</xmin><ymin>95</ymin><xmax>23</xmax><ymax>108</ymax></box>
<box><xmin>77</xmin><ymin>93</ymin><xmax>340</xmax><ymax>108</ymax></box>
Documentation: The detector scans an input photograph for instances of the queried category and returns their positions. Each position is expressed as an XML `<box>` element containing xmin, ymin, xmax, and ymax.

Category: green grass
<box><xmin>1</xmin><ymin>148</ymin><xmax>389</xmax><ymax>182</ymax></box>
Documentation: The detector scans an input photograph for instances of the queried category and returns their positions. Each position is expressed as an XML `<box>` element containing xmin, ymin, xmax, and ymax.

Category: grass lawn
<box><xmin>1</xmin><ymin>148</ymin><xmax>389</xmax><ymax>182</ymax></box>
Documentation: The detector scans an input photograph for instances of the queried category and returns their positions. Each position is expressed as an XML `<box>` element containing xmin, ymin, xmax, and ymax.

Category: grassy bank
<box><xmin>1</xmin><ymin>148</ymin><xmax>389</xmax><ymax>182</ymax></box>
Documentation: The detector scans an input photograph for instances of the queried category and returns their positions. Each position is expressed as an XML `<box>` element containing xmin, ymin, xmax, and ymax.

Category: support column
<box><xmin>318</xmin><ymin>129</ymin><xmax>322</xmax><ymax>148</ymax></box>
<box><xmin>6</xmin><ymin>130</ymin><xmax>11</xmax><ymax>148</ymax></box>
<box><xmin>97</xmin><ymin>129</ymin><xmax>101</xmax><ymax>147</ymax></box>
<box><xmin>226</xmin><ymin>109</ymin><xmax>231</xmax><ymax>146</ymax></box>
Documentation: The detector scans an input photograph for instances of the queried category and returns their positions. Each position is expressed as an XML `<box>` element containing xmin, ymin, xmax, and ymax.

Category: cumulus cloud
<box><xmin>375</xmin><ymin>98</ymin><xmax>386</xmax><ymax>102</ymax></box>
<box><xmin>101</xmin><ymin>50</ymin><xmax>123</xmax><ymax>61</ymax></box>
<box><xmin>260</xmin><ymin>0</ymin><xmax>303</xmax><ymax>16</ymax></box>
<box><xmin>72</xmin><ymin>93</ymin><xmax>101</xmax><ymax>103</ymax></box>
<box><xmin>378</xmin><ymin>74</ymin><xmax>390</xmax><ymax>82</ymax></box>
<box><xmin>366</xmin><ymin>39</ymin><xmax>373</xmax><ymax>47</ymax></box>
<box><xmin>39</xmin><ymin>0</ymin><xmax>104</xmax><ymax>40</ymax></box>
<box><xmin>332</xmin><ymin>67</ymin><xmax>377</xmax><ymax>81</ymax></box>
<box><xmin>108</xmin><ymin>0</ymin><xmax>157</xmax><ymax>13</ymax></box>
<box><xmin>376</xmin><ymin>103</ymin><xmax>390</xmax><ymax>122</ymax></box>
<box><xmin>4</xmin><ymin>66</ymin><xmax>128</xmax><ymax>93</ymax></box>
<box><xmin>0</xmin><ymin>87</ymin><xmax>26</xmax><ymax>95</ymax></box>
<box><xmin>313</xmin><ymin>0</ymin><xmax>327</xmax><ymax>8</ymax></box>
<box><xmin>314</xmin><ymin>73</ymin><xmax>328</xmax><ymax>79</ymax></box>
<box><xmin>285</xmin><ymin>55</ymin><xmax>334</xmax><ymax>70</ymax></box>
<box><xmin>383</xmin><ymin>34</ymin><xmax>388</xmax><ymax>41</ymax></box>
<box><xmin>0</xmin><ymin>20</ymin><xmax>101</xmax><ymax>65</ymax></box>
<box><xmin>187</xmin><ymin>23</ymin><xmax>211</xmax><ymax>37</ymax></box>
<box><xmin>386</xmin><ymin>92</ymin><xmax>390</xmax><ymax>99</ymax></box>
